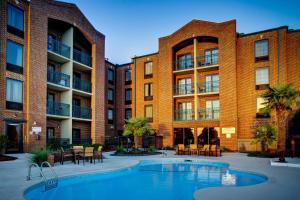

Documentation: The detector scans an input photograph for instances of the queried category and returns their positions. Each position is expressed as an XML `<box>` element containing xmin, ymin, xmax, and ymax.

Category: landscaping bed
<box><xmin>0</xmin><ymin>155</ymin><xmax>18</xmax><ymax>162</ymax></box>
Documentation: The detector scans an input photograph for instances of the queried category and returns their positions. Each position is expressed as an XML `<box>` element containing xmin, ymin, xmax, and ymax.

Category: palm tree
<box><xmin>261</xmin><ymin>84</ymin><xmax>298</xmax><ymax>154</ymax></box>
<box><xmin>123</xmin><ymin>117</ymin><xmax>155</xmax><ymax>149</ymax></box>
<box><xmin>253</xmin><ymin>124</ymin><xmax>277</xmax><ymax>152</ymax></box>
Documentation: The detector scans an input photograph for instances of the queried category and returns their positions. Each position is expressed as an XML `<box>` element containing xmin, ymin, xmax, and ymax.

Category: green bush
<box><xmin>0</xmin><ymin>135</ymin><xmax>8</xmax><ymax>154</ymax></box>
<box><xmin>148</xmin><ymin>146</ymin><xmax>157</xmax><ymax>152</ymax></box>
<box><xmin>31</xmin><ymin>149</ymin><xmax>49</xmax><ymax>165</ymax></box>
<box><xmin>247</xmin><ymin>151</ymin><xmax>277</xmax><ymax>158</ymax></box>
<box><xmin>116</xmin><ymin>145</ymin><xmax>126</xmax><ymax>154</ymax></box>
<box><xmin>46</xmin><ymin>138</ymin><xmax>60</xmax><ymax>151</ymax></box>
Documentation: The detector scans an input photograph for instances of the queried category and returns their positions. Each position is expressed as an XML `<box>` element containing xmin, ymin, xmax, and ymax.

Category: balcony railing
<box><xmin>198</xmin><ymin>108</ymin><xmax>220</xmax><ymax>120</ymax></box>
<box><xmin>48</xmin><ymin>37</ymin><xmax>71</xmax><ymax>59</ymax></box>
<box><xmin>72</xmin><ymin>105</ymin><xmax>91</xmax><ymax>119</ymax></box>
<box><xmin>73</xmin><ymin>77</ymin><xmax>92</xmax><ymax>93</ymax></box>
<box><xmin>47</xmin><ymin>68</ymin><xmax>70</xmax><ymax>88</ymax></box>
<box><xmin>197</xmin><ymin>53</ymin><xmax>219</xmax><ymax>68</ymax></box>
<box><xmin>197</xmin><ymin>81</ymin><xmax>219</xmax><ymax>94</ymax></box>
<box><xmin>47</xmin><ymin>101</ymin><xmax>70</xmax><ymax>117</ymax></box>
<box><xmin>174</xmin><ymin>109</ymin><xmax>194</xmax><ymax>121</ymax></box>
<box><xmin>72</xmin><ymin>138</ymin><xmax>92</xmax><ymax>145</ymax></box>
<box><xmin>174</xmin><ymin>84</ymin><xmax>194</xmax><ymax>95</ymax></box>
<box><xmin>173</xmin><ymin>58</ymin><xmax>194</xmax><ymax>71</ymax></box>
<box><xmin>73</xmin><ymin>49</ymin><xmax>92</xmax><ymax>67</ymax></box>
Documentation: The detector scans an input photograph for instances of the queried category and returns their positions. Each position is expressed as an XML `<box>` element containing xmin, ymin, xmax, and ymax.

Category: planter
<box><xmin>47</xmin><ymin>154</ymin><xmax>55</xmax><ymax>166</ymax></box>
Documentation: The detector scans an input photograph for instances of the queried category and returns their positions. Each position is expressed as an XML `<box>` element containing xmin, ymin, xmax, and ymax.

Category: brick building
<box><xmin>0</xmin><ymin>0</ymin><xmax>105</xmax><ymax>153</ymax></box>
<box><xmin>128</xmin><ymin>19</ymin><xmax>300</xmax><ymax>151</ymax></box>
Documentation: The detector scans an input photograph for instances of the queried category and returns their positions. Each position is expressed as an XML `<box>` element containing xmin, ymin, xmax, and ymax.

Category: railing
<box><xmin>174</xmin><ymin>84</ymin><xmax>194</xmax><ymax>95</ymax></box>
<box><xmin>173</xmin><ymin>58</ymin><xmax>194</xmax><ymax>71</ymax></box>
<box><xmin>73</xmin><ymin>48</ymin><xmax>92</xmax><ymax>67</ymax></box>
<box><xmin>73</xmin><ymin>77</ymin><xmax>92</xmax><ymax>93</ymax></box>
<box><xmin>48</xmin><ymin>37</ymin><xmax>70</xmax><ymax>59</ymax></box>
<box><xmin>72</xmin><ymin>138</ymin><xmax>92</xmax><ymax>145</ymax></box>
<box><xmin>198</xmin><ymin>108</ymin><xmax>220</xmax><ymax>120</ymax></box>
<box><xmin>47</xmin><ymin>101</ymin><xmax>70</xmax><ymax>116</ymax></box>
<box><xmin>197</xmin><ymin>81</ymin><xmax>219</xmax><ymax>93</ymax></box>
<box><xmin>196</xmin><ymin>53</ymin><xmax>219</xmax><ymax>67</ymax></box>
<box><xmin>47</xmin><ymin>68</ymin><xmax>70</xmax><ymax>87</ymax></box>
<box><xmin>72</xmin><ymin>105</ymin><xmax>92</xmax><ymax>119</ymax></box>
<box><xmin>174</xmin><ymin>109</ymin><xmax>194</xmax><ymax>121</ymax></box>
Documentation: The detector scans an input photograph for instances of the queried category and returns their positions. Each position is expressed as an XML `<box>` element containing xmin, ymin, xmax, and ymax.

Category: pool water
<box><xmin>24</xmin><ymin>160</ymin><xmax>267</xmax><ymax>200</ymax></box>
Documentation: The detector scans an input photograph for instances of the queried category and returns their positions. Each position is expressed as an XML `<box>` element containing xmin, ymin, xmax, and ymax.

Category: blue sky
<box><xmin>64</xmin><ymin>0</ymin><xmax>300</xmax><ymax>64</ymax></box>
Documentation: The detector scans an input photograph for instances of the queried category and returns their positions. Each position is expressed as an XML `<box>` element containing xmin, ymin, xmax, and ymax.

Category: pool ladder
<box><xmin>27</xmin><ymin>161</ymin><xmax>58</xmax><ymax>191</ymax></box>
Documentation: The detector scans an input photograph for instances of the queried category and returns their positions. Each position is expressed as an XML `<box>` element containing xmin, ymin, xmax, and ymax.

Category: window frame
<box><xmin>107</xmin><ymin>88</ymin><xmax>114</xmax><ymax>104</ymax></box>
<box><xmin>7</xmin><ymin>3</ymin><xmax>24</xmax><ymax>38</ymax></box>
<box><xmin>125</xmin><ymin>69</ymin><xmax>132</xmax><ymax>85</ymax></box>
<box><xmin>256</xmin><ymin>97</ymin><xmax>270</xmax><ymax>118</ymax></box>
<box><xmin>144</xmin><ymin>83</ymin><xmax>153</xmax><ymax>101</ymax></box>
<box><xmin>125</xmin><ymin>108</ymin><xmax>132</xmax><ymax>120</ymax></box>
<box><xmin>108</xmin><ymin>108</ymin><xmax>114</xmax><ymax>124</ymax></box>
<box><xmin>144</xmin><ymin>61</ymin><xmax>153</xmax><ymax>79</ymax></box>
<box><xmin>6</xmin><ymin>40</ymin><xmax>24</xmax><ymax>74</ymax></box>
<box><xmin>255</xmin><ymin>67</ymin><xmax>269</xmax><ymax>90</ymax></box>
<box><xmin>6</xmin><ymin>78</ymin><xmax>23</xmax><ymax>111</ymax></box>
<box><xmin>125</xmin><ymin>88</ymin><xmax>132</xmax><ymax>104</ymax></box>
<box><xmin>254</xmin><ymin>39</ymin><xmax>269</xmax><ymax>62</ymax></box>
<box><xmin>144</xmin><ymin>105</ymin><xmax>153</xmax><ymax>122</ymax></box>
<box><xmin>108</xmin><ymin>68</ymin><xmax>114</xmax><ymax>84</ymax></box>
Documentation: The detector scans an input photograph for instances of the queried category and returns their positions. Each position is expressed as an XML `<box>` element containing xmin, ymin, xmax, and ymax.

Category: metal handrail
<box><xmin>27</xmin><ymin>163</ymin><xmax>42</xmax><ymax>181</ymax></box>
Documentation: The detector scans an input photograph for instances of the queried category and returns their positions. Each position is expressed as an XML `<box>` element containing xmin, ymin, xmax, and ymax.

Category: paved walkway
<box><xmin>0</xmin><ymin>152</ymin><xmax>299</xmax><ymax>200</ymax></box>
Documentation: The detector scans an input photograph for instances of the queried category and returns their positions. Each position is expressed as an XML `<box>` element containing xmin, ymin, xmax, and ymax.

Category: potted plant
<box><xmin>0</xmin><ymin>135</ymin><xmax>8</xmax><ymax>155</ymax></box>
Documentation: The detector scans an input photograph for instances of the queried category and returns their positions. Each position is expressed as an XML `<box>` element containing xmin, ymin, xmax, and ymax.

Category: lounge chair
<box><xmin>73</xmin><ymin>146</ymin><xmax>84</xmax><ymax>164</ymax></box>
<box><xmin>83</xmin><ymin>147</ymin><xmax>95</xmax><ymax>165</ymax></box>
<box><xmin>189</xmin><ymin>144</ymin><xmax>198</xmax><ymax>155</ymax></box>
<box><xmin>94</xmin><ymin>146</ymin><xmax>103</xmax><ymax>163</ymax></box>
<box><xmin>209</xmin><ymin>145</ymin><xmax>221</xmax><ymax>157</ymax></box>
<box><xmin>60</xmin><ymin>147</ymin><xmax>74</xmax><ymax>165</ymax></box>
<box><xmin>198</xmin><ymin>144</ymin><xmax>209</xmax><ymax>156</ymax></box>
<box><xmin>177</xmin><ymin>144</ymin><xmax>185</xmax><ymax>155</ymax></box>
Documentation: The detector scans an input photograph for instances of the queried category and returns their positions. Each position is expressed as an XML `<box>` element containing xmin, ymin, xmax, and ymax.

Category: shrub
<box><xmin>46</xmin><ymin>138</ymin><xmax>60</xmax><ymax>151</ymax></box>
<box><xmin>116</xmin><ymin>145</ymin><xmax>126</xmax><ymax>154</ymax></box>
<box><xmin>31</xmin><ymin>149</ymin><xmax>49</xmax><ymax>166</ymax></box>
<box><xmin>0</xmin><ymin>135</ymin><xmax>8</xmax><ymax>154</ymax></box>
<box><xmin>148</xmin><ymin>146</ymin><xmax>157</xmax><ymax>153</ymax></box>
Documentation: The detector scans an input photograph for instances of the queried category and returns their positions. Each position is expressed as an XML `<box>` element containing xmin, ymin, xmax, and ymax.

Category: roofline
<box><xmin>238</xmin><ymin>26</ymin><xmax>288</xmax><ymax>37</ymax></box>
<box><xmin>117</xmin><ymin>62</ymin><xmax>133</xmax><ymax>67</ymax></box>
<box><xmin>132</xmin><ymin>52</ymin><xmax>159</xmax><ymax>60</ymax></box>
<box><xmin>105</xmin><ymin>59</ymin><xmax>116</xmax><ymax>66</ymax></box>
<box><xmin>288</xmin><ymin>28</ymin><xmax>300</xmax><ymax>33</ymax></box>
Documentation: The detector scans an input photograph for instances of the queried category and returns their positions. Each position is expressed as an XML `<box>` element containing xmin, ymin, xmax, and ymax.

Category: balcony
<box><xmin>173</xmin><ymin>58</ymin><xmax>194</xmax><ymax>72</ymax></box>
<box><xmin>174</xmin><ymin>84</ymin><xmax>194</xmax><ymax>96</ymax></box>
<box><xmin>47</xmin><ymin>68</ymin><xmax>70</xmax><ymax>90</ymax></box>
<box><xmin>198</xmin><ymin>108</ymin><xmax>220</xmax><ymax>120</ymax></box>
<box><xmin>197</xmin><ymin>81</ymin><xmax>219</xmax><ymax>95</ymax></box>
<box><xmin>47</xmin><ymin>37</ymin><xmax>71</xmax><ymax>62</ymax></box>
<box><xmin>73</xmin><ymin>77</ymin><xmax>92</xmax><ymax>94</ymax></box>
<box><xmin>72</xmin><ymin>105</ymin><xmax>92</xmax><ymax>119</ymax></box>
<box><xmin>196</xmin><ymin>53</ymin><xmax>219</xmax><ymax>68</ymax></box>
<box><xmin>47</xmin><ymin>101</ymin><xmax>70</xmax><ymax>117</ymax></box>
<box><xmin>174</xmin><ymin>109</ymin><xmax>194</xmax><ymax>121</ymax></box>
<box><xmin>73</xmin><ymin>49</ymin><xmax>92</xmax><ymax>69</ymax></box>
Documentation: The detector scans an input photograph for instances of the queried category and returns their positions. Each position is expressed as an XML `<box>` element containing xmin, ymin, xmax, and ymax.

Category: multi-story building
<box><xmin>0</xmin><ymin>0</ymin><xmax>105</xmax><ymax>153</ymax></box>
<box><xmin>129</xmin><ymin>19</ymin><xmax>300</xmax><ymax>151</ymax></box>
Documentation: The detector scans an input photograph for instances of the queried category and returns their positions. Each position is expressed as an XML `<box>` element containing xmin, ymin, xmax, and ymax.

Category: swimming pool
<box><xmin>24</xmin><ymin>159</ymin><xmax>267</xmax><ymax>200</ymax></box>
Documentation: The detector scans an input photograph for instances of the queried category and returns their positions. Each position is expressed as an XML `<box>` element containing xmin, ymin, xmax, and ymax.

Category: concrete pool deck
<box><xmin>0</xmin><ymin>151</ymin><xmax>299</xmax><ymax>200</ymax></box>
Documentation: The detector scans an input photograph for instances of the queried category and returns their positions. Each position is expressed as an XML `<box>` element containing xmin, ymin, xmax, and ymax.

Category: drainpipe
<box><xmin>277</xmin><ymin>30</ymin><xmax>280</xmax><ymax>83</ymax></box>
<box><xmin>134</xmin><ymin>57</ymin><xmax>137</xmax><ymax>116</ymax></box>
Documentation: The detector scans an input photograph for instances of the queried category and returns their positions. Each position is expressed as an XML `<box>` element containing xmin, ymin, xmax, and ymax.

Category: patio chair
<box><xmin>60</xmin><ymin>147</ymin><xmax>74</xmax><ymax>165</ymax></box>
<box><xmin>198</xmin><ymin>144</ymin><xmax>209</xmax><ymax>156</ymax></box>
<box><xmin>73</xmin><ymin>146</ymin><xmax>84</xmax><ymax>164</ymax></box>
<box><xmin>177</xmin><ymin>144</ymin><xmax>185</xmax><ymax>155</ymax></box>
<box><xmin>83</xmin><ymin>147</ymin><xmax>95</xmax><ymax>165</ymax></box>
<box><xmin>189</xmin><ymin>144</ymin><xmax>198</xmax><ymax>155</ymax></box>
<box><xmin>209</xmin><ymin>145</ymin><xmax>221</xmax><ymax>157</ymax></box>
<box><xmin>94</xmin><ymin>146</ymin><xmax>103</xmax><ymax>163</ymax></box>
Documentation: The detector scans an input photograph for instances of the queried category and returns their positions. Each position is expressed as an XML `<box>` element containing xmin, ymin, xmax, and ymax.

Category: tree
<box><xmin>123</xmin><ymin>117</ymin><xmax>155</xmax><ymax>149</ymax></box>
<box><xmin>252</xmin><ymin>124</ymin><xmax>277</xmax><ymax>152</ymax></box>
<box><xmin>261</xmin><ymin>84</ymin><xmax>298</xmax><ymax>154</ymax></box>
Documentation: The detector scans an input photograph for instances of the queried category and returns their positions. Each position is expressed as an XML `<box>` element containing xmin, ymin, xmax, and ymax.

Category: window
<box><xmin>125</xmin><ymin>108</ymin><xmax>132</xmax><ymax>120</ymax></box>
<box><xmin>144</xmin><ymin>83</ymin><xmax>153</xmax><ymax>100</ymax></box>
<box><xmin>205</xmin><ymin>100</ymin><xmax>220</xmax><ymax>120</ymax></box>
<box><xmin>204</xmin><ymin>74</ymin><xmax>219</xmax><ymax>93</ymax></box>
<box><xmin>176</xmin><ymin>53</ymin><xmax>192</xmax><ymax>70</ymax></box>
<box><xmin>256</xmin><ymin>67</ymin><xmax>269</xmax><ymax>89</ymax></box>
<box><xmin>255</xmin><ymin>40</ymin><xmax>269</xmax><ymax>61</ymax></box>
<box><xmin>177</xmin><ymin>78</ymin><xmax>192</xmax><ymax>95</ymax></box>
<box><xmin>144</xmin><ymin>105</ymin><xmax>153</xmax><ymax>122</ymax></box>
<box><xmin>108</xmin><ymin>109</ymin><xmax>114</xmax><ymax>124</ymax></box>
<box><xmin>7</xmin><ymin>4</ymin><xmax>24</xmax><ymax>37</ymax></box>
<box><xmin>125</xmin><ymin>69</ymin><xmax>132</xmax><ymax>84</ymax></box>
<box><xmin>256</xmin><ymin>97</ymin><xmax>269</xmax><ymax>118</ymax></box>
<box><xmin>6</xmin><ymin>40</ymin><xmax>23</xmax><ymax>73</ymax></box>
<box><xmin>144</xmin><ymin>62</ymin><xmax>153</xmax><ymax>78</ymax></box>
<box><xmin>125</xmin><ymin>88</ymin><xmax>132</xmax><ymax>104</ymax></box>
<box><xmin>108</xmin><ymin>88</ymin><xmax>114</xmax><ymax>104</ymax></box>
<box><xmin>177</xmin><ymin>102</ymin><xmax>193</xmax><ymax>121</ymax></box>
<box><xmin>108</xmin><ymin>69</ymin><xmax>114</xmax><ymax>83</ymax></box>
<box><xmin>204</xmin><ymin>48</ymin><xmax>219</xmax><ymax>65</ymax></box>
<box><xmin>6</xmin><ymin>78</ymin><xmax>23</xmax><ymax>110</ymax></box>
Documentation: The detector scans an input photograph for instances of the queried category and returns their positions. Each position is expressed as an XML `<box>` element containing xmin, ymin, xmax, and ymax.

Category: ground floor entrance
<box><xmin>5</xmin><ymin>122</ymin><xmax>23</xmax><ymax>153</ymax></box>
<box><xmin>174</xmin><ymin>127</ymin><xmax>220</xmax><ymax>146</ymax></box>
